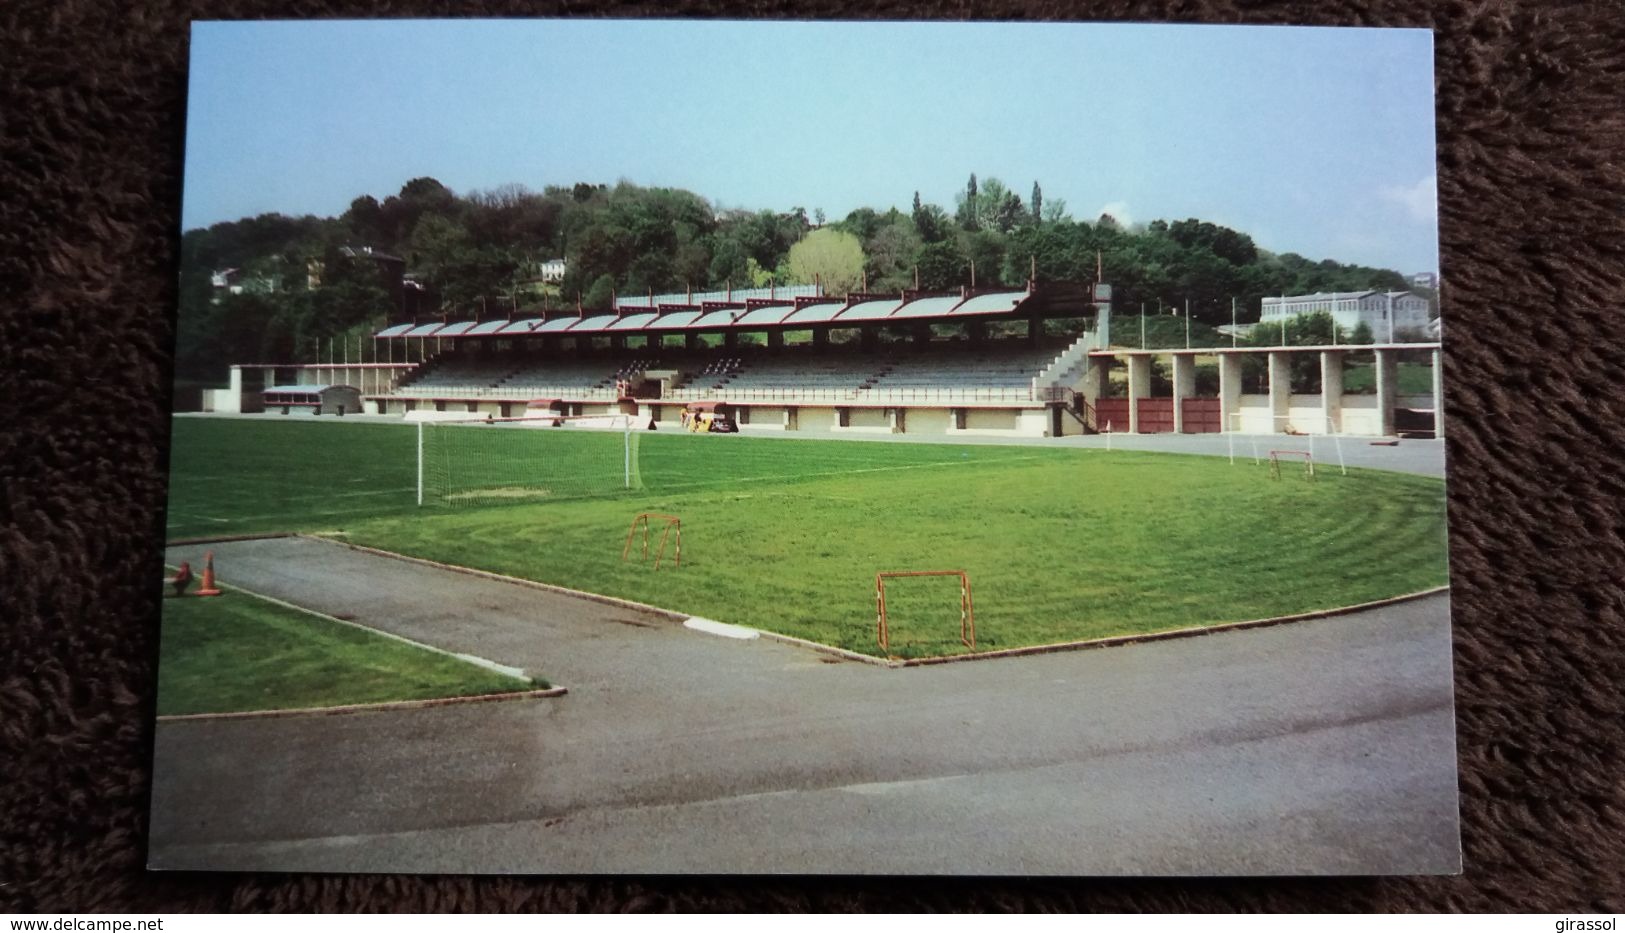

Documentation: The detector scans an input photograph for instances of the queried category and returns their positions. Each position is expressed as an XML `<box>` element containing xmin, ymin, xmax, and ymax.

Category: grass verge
<box><xmin>157</xmin><ymin>586</ymin><xmax>537</xmax><ymax>716</ymax></box>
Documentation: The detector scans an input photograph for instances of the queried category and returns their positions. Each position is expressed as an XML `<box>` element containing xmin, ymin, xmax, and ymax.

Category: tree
<box><xmin>583</xmin><ymin>273</ymin><xmax>617</xmax><ymax>309</ymax></box>
<box><xmin>916</xmin><ymin>239</ymin><xmax>968</xmax><ymax>290</ymax></box>
<box><xmin>865</xmin><ymin>218</ymin><xmax>922</xmax><ymax>292</ymax></box>
<box><xmin>958</xmin><ymin>174</ymin><xmax>980</xmax><ymax>230</ymax></box>
<box><xmin>995</xmin><ymin>190</ymin><xmax>1026</xmax><ymax>234</ymax></box>
<box><xmin>913</xmin><ymin>202</ymin><xmax>950</xmax><ymax>243</ymax></box>
<box><xmin>1030</xmin><ymin>181</ymin><xmax>1043</xmax><ymax>225</ymax></box>
<box><xmin>342</xmin><ymin>195</ymin><xmax>385</xmax><ymax>244</ymax></box>
<box><xmin>786</xmin><ymin>228</ymin><xmax>865</xmax><ymax>296</ymax></box>
<box><xmin>962</xmin><ymin>230</ymin><xmax>1007</xmax><ymax>287</ymax></box>
<box><xmin>1349</xmin><ymin>321</ymin><xmax>1375</xmax><ymax>345</ymax></box>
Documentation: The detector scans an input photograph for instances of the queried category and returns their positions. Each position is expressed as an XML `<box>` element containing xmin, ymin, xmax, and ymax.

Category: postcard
<box><xmin>152</xmin><ymin>19</ymin><xmax>1457</xmax><ymax>874</ymax></box>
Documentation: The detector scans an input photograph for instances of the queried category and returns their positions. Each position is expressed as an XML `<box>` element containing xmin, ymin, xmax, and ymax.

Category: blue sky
<box><xmin>184</xmin><ymin>20</ymin><xmax>1439</xmax><ymax>274</ymax></box>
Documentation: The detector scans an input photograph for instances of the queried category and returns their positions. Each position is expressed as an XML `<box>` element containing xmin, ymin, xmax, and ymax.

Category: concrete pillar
<box><xmin>724</xmin><ymin>331</ymin><xmax>739</xmax><ymax>350</ymax></box>
<box><xmin>1028</xmin><ymin>317</ymin><xmax>1043</xmax><ymax>347</ymax></box>
<box><xmin>813</xmin><ymin>328</ymin><xmax>829</xmax><ymax>348</ymax></box>
<box><xmin>767</xmin><ymin>330</ymin><xmax>784</xmax><ymax>349</ymax></box>
<box><xmin>1219</xmin><ymin>354</ymin><xmax>1242</xmax><ymax>433</ymax></box>
<box><xmin>1081</xmin><ymin>355</ymin><xmax>1110</xmax><ymax>408</ymax></box>
<box><xmin>1432</xmin><ymin>348</ymin><xmax>1445</xmax><ymax>438</ymax></box>
<box><xmin>967</xmin><ymin>321</ymin><xmax>987</xmax><ymax>346</ymax></box>
<box><xmin>686</xmin><ymin>332</ymin><xmax>700</xmax><ymax>351</ymax></box>
<box><xmin>1127</xmin><ymin>354</ymin><xmax>1151</xmax><ymax>434</ymax></box>
<box><xmin>225</xmin><ymin>365</ymin><xmax>245</xmax><ymax>413</ymax></box>
<box><xmin>1268</xmin><ymin>351</ymin><xmax>1291</xmax><ymax>433</ymax></box>
<box><xmin>609</xmin><ymin>335</ymin><xmax>626</xmax><ymax>351</ymax></box>
<box><xmin>861</xmin><ymin>329</ymin><xmax>878</xmax><ymax>350</ymax></box>
<box><xmin>1320</xmin><ymin>351</ymin><xmax>1344</xmax><ymax>434</ymax></box>
<box><xmin>1171</xmin><ymin>354</ymin><xmax>1195</xmax><ymax>433</ymax></box>
<box><xmin>1375</xmin><ymin>348</ymin><xmax>1398</xmax><ymax>436</ymax></box>
<box><xmin>914</xmin><ymin>324</ymin><xmax>931</xmax><ymax>347</ymax></box>
<box><xmin>1096</xmin><ymin>305</ymin><xmax>1111</xmax><ymax>348</ymax></box>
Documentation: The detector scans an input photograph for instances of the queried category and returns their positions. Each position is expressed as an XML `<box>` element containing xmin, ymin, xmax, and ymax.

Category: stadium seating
<box><xmin>385</xmin><ymin>341</ymin><xmax>1070</xmax><ymax>405</ymax></box>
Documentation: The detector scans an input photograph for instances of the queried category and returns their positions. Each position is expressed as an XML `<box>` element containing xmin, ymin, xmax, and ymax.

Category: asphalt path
<box><xmin>150</xmin><ymin>536</ymin><xmax>1460</xmax><ymax>875</ymax></box>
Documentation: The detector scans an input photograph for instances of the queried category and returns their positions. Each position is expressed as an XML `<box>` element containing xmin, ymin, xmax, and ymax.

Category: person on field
<box><xmin>165</xmin><ymin>561</ymin><xmax>193</xmax><ymax>597</ymax></box>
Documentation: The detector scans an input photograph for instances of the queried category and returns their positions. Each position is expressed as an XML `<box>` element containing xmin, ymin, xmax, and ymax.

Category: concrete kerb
<box><xmin>307</xmin><ymin>535</ymin><xmax>694</xmax><ymax>624</ymax></box>
<box><xmin>166</xmin><ymin>531</ymin><xmax>302</xmax><ymax>547</ymax></box>
<box><xmin>156</xmin><ymin>686</ymin><xmax>568</xmax><ymax>724</ymax></box>
<box><xmin>894</xmin><ymin>585</ymin><xmax>1452</xmax><ymax>667</ymax></box>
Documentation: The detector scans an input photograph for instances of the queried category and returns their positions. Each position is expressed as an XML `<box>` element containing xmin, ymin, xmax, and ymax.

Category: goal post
<box><xmin>1225</xmin><ymin>412</ymin><xmax>1347</xmax><ymax>475</ymax></box>
<box><xmin>875</xmin><ymin>570</ymin><xmax>975</xmax><ymax>655</ymax></box>
<box><xmin>414</xmin><ymin>412</ymin><xmax>641</xmax><ymax>507</ymax></box>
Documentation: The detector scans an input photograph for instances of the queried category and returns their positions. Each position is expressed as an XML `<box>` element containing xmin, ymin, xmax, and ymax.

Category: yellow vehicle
<box><xmin>680</xmin><ymin>401</ymin><xmax>739</xmax><ymax>433</ymax></box>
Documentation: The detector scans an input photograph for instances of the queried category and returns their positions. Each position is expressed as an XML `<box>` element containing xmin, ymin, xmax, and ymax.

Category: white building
<box><xmin>538</xmin><ymin>258</ymin><xmax>567</xmax><ymax>283</ymax></box>
<box><xmin>1260</xmin><ymin>290</ymin><xmax>1430</xmax><ymax>338</ymax></box>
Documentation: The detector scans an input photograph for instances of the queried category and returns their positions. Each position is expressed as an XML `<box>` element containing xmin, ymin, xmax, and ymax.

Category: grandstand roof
<box><xmin>372</xmin><ymin>284</ymin><xmax>1092</xmax><ymax>337</ymax></box>
<box><xmin>608</xmin><ymin>313</ymin><xmax>660</xmax><ymax>331</ymax></box>
<box><xmin>951</xmin><ymin>291</ymin><xmax>1027</xmax><ymax>315</ymax></box>
<box><xmin>534</xmin><ymin>316</ymin><xmax>583</xmax><ymax>333</ymax></box>
<box><xmin>836</xmin><ymin>298</ymin><xmax>905</xmax><ymax>322</ymax></box>
<box><xmin>780</xmin><ymin>301</ymin><xmax>849</xmax><ymax>325</ymax></box>
<box><xmin>735</xmin><ymin>305</ymin><xmax>794</xmax><ymax>326</ymax></box>
<box><xmin>568</xmin><ymin>314</ymin><xmax>622</xmax><ymax>334</ymax></box>
<box><xmin>690</xmin><ymin>309</ymin><xmax>741</xmax><ymax>328</ymax></box>
<box><xmin>889</xmin><ymin>295</ymin><xmax>961</xmax><ymax>319</ymax></box>
<box><xmin>649</xmin><ymin>310</ymin><xmax>702</xmax><ymax>329</ymax></box>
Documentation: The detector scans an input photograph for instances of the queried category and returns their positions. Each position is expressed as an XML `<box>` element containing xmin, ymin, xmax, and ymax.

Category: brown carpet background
<box><xmin>3</xmin><ymin>0</ymin><xmax>1623</xmax><ymax>913</ymax></box>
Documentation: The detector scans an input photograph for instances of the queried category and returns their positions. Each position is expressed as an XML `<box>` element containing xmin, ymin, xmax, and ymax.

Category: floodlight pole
<box><xmin>1231</xmin><ymin>297</ymin><xmax>1237</xmax><ymax>348</ymax></box>
<box><xmin>1185</xmin><ymin>298</ymin><xmax>1191</xmax><ymax>349</ymax></box>
<box><xmin>416</xmin><ymin>421</ymin><xmax>424</xmax><ymax>506</ymax></box>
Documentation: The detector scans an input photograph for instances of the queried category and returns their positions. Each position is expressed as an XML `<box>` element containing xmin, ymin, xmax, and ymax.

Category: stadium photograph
<box><xmin>151</xmin><ymin>20</ymin><xmax>1460</xmax><ymax>874</ymax></box>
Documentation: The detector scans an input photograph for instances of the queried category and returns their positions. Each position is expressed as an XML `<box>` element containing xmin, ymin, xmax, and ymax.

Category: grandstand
<box><xmin>356</xmin><ymin>284</ymin><xmax>1106</xmax><ymax>437</ymax></box>
<box><xmin>209</xmin><ymin>279</ymin><xmax>1444</xmax><ymax>440</ymax></box>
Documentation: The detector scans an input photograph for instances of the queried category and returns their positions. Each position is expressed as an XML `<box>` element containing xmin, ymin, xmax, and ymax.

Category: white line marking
<box><xmin>684</xmin><ymin>617</ymin><xmax>759</xmax><ymax>640</ymax></box>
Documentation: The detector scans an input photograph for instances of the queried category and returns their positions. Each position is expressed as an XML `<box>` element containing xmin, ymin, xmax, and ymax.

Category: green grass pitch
<box><xmin>165</xmin><ymin>417</ymin><xmax>1449</xmax><ymax>658</ymax></box>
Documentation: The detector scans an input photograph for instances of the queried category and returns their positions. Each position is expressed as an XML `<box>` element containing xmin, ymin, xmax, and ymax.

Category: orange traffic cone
<box><xmin>195</xmin><ymin>550</ymin><xmax>223</xmax><ymax>597</ymax></box>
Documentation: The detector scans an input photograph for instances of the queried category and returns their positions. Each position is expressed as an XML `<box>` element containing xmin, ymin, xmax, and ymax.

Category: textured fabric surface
<box><xmin>3</xmin><ymin>0</ymin><xmax>1624</xmax><ymax>913</ymax></box>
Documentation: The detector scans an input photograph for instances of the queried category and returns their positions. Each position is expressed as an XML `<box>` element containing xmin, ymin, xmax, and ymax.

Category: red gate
<box><xmin>1094</xmin><ymin>398</ymin><xmax>1131</xmax><ymax>433</ymax></box>
<box><xmin>1181</xmin><ymin>397</ymin><xmax>1222</xmax><ymax>433</ymax></box>
<box><xmin>1136</xmin><ymin>398</ymin><xmax>1174</xmax><ymax>433</ymax></box>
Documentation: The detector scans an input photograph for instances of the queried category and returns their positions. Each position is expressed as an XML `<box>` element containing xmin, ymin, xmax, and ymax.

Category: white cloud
<box><xmin>1096</xmin><ymin>200</ymin><xmax>1133</xmax><ymax>227</ymax></box>
<box><xmin>1379</xmin><ymin>174</ymin><xmax>1438</xmax><ymax>224</ymax></box>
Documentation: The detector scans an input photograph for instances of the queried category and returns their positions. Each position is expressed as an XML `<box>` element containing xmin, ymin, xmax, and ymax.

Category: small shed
<box><xmin>262</xmin><ymin>384</ymin><xmax>363</xmax><ymax>416</ymax></box>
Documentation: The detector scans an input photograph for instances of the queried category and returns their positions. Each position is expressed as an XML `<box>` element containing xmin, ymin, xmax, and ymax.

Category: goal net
<box><xmin>416</xmin><ymin>414</ymin><xmax>642</xmax><ymax>506</ymax></box>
